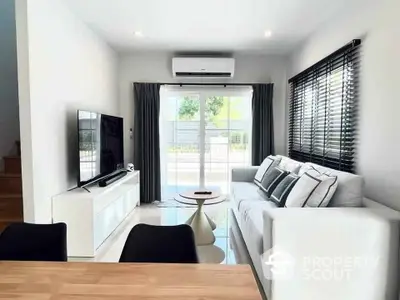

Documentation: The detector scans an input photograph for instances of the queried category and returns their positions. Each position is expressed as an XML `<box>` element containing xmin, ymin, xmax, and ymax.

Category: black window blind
<box><xmin>288</xmin><ymin>39</ymin><xmax>361</xmax><ymax>173</ymax></box>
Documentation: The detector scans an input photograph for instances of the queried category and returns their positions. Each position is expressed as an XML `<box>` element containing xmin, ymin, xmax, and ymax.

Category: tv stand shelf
<box><xmin>52</xmin><ymin>171</ymin><xmax>140</xmax><ymax>257</ymax></box>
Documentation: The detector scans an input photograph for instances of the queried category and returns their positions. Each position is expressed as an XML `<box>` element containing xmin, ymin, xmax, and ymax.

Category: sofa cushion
<box><xmin>239</xmin><ymin>200</ymin><xmax>277</xmax><ymax>255</ymax></box>
<box><xmin>303</xmin><ymin>163</ymin><xmax>364</xmax><ymax>207</ymax></box>
<box><xmin>254</xmin><ymin>156</ymin><xmax>281</xmax><ymax>187</ymax></box>
<box><xmin>259</xmin><ymin>167</ymin><xmax>288</xmax><ymax>197</ymax></box>
<box><xmin>277</xmin><ymin>155</ymin><xmax>303</xmax><ymax>174</ymax></box>
<box><xmin>298</xmin><ymin>163</ymin><xmax>316</xmax><ymax>176</ymax></box>
<box><xmin>270</xmin><ymin>173</ymin><xmax>299</xmax><ymax>207</ymax></box>
<box><xmin>305</xmin><ymin>171</ymin><xmax>338</xmax><ymax>207</ymax></box>
<box><xmin>285</xmin><ymin>172</ymin><xmax>322</xmax><ymax>207</ymax></box>
<box><xmin>230</xmin><ymin>182</ymin><xmax>270</xmax><ymax>212</ymax></box>
<box><xmin>286</xmin><ymin>169</ymin><xmax>338</xmax><ymax>207</ymax></box>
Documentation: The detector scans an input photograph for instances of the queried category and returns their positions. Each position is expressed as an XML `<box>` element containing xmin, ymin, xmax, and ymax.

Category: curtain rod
<box><xmin>159</xmin><ymin>82</ymin><xmax>256</xmax><ymax>87</ymax></box>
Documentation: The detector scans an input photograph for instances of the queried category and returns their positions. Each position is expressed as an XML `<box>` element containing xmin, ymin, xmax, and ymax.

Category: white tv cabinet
<box><xmin>52</xmin><ymin>171</ymin><xmax>140</xmax><ymax>257</ymax></box>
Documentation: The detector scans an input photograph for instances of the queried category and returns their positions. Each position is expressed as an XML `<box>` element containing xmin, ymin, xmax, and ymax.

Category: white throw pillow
<box><xmin>278</xmin><ymin>157</ymin><xmax>302</xmax><ymax>174</ymax></box>
<box><xmin>254</xmin><ymin>156</ymin><xmax>281</xmax><ymax>187</ymax></box>
<box><xmin>285</xmin><ymin>169</ymin><xmax>338</xmax><ymax>207</ymax></box>
<box><xmin>298</xmin><ymin>163</ymin><xmax>316</xmax><ymax>176</ymax></box>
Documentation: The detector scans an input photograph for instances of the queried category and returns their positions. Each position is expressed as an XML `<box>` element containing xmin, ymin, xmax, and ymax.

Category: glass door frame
<box><xmin>199</xmin><ymin>92</ymin><xmax>206</xmax><ymax>188</ymax></box>
<box><xmin>160</xmin><ymin>85</ymin><xmax>253</xmax><ymax>195</ymax></box>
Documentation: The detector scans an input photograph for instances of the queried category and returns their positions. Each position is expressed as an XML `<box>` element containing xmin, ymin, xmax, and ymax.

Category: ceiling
<box><xmin>65</xmin><ymin>0</ymin><xmax>368</xmax><ymax>54</ymax></box>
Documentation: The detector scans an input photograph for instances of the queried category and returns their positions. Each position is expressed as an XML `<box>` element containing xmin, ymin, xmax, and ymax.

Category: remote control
<box><xmin>194</xmin><ymin>191</ymin><xmax>212</xmax><ymax>195</ymax></box>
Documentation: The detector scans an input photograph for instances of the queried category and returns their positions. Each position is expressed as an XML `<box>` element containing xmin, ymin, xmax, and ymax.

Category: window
<box><xmin>288</xmin><ymin>39</ymin><xmax>361</xmax><ymax>173</ymax></box>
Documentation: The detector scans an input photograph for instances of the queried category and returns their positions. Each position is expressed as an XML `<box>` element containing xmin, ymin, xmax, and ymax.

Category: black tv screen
<box><xmin>77</xmin><ymin>110</ymin><xmax>124</xmax><ymax>186</ymax></box>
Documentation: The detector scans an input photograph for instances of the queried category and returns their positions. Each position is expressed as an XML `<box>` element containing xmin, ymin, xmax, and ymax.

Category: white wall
<box><xmin>119</xmin><ymin>53</ymin><xmax>289</xmax><ymax>164</ymax></box>
<box><xmin>15</xmin><ymin>0</ymin><xmax>119</xmax><ymax>223</ymax></box>
<box><xmin>289</xmin><ymin>0</ymin><xmax>400</xmax><ymax>210</ymax></box>
<box><xmin>0</xmin><ymin>0</ymin><xmax>20</xmax><ymax>169</ymax></box>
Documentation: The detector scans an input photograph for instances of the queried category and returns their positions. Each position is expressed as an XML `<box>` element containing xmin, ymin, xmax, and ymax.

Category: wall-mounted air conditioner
<box><xmin>172</xmin><ymin>57</ymin><xmax>235</xmax><ymax>78</ymax></box>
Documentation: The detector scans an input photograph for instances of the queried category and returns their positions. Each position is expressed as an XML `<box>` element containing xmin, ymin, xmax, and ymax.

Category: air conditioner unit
<box><xmin>172</xmin><ymin>57</ymin><xmax>235</xmax><ymax>78</ymax></box>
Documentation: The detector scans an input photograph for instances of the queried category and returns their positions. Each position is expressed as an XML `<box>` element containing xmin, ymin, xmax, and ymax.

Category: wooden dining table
<box><xmin>0</xmin><ymin>261</ymin><xmax>262</xmax><ymax>299</ymax></box>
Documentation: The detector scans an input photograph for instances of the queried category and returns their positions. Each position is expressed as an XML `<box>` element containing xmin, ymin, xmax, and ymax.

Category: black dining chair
<box><xmin>119</xmin><ymin>224</ymin><xmax>198</xmax><ymax>263</ymax></box>
<box><xmin>0</xmin><ymin>222</ymin><xmax>67</xmax><ymax>261</ymax></box>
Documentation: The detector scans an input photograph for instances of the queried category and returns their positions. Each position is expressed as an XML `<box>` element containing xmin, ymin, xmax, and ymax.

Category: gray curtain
<box><xmin>252</xmin><ymin>83</ymin><xmax>274</xmax><ymax>166</ymax></box>
<box><xmin>133</xmin><ymin>83</ymin><xmax>161</xmax><ymax>203</ymax></box>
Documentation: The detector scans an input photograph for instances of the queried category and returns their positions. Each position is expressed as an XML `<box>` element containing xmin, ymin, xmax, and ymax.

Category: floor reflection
<box><xmin>71</xmin><ymin>201</ymin><xmax>248</xmax><ymax>265</ymax></box>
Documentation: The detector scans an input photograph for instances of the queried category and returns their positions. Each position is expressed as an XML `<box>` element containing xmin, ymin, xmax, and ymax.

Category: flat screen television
<box><xmin>77</xmin><ymin>110</ymin><xmax>124</xmax><ymax>187</ymax></box>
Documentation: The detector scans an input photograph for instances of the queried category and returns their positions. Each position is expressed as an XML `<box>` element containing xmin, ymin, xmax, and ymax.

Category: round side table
<box><xmin>178</xmin><ymin>190</ymin><xmax>225</xmax><ymax>245</ymax></box>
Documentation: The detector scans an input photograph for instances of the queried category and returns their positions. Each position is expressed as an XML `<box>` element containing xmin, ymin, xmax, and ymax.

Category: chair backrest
<box><xmin>0</xmin><ymin>222</ymin><xmax>67</xmax><ymax>261</ymax></box>
<box><xmin>119</xmin><ymin>224</ymin><xmax>198</xmax><ymax>263</ymax></box>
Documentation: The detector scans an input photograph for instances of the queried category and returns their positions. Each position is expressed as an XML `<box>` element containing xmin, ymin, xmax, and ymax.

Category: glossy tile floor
<box><xmin>70</xmin><ymin>201</ymin><xmax>250</xmax><ymax>265</ymax></box>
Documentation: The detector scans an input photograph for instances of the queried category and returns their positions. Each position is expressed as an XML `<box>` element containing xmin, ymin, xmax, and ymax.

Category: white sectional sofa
<box><xmin>231</xmin><ymin>155</ymin><xmax>399</xmax><ymax>300</ymax></box>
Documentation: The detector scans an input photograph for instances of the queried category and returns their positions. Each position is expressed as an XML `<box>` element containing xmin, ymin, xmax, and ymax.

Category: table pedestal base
<box><xmin>186</xmin><ymin>199</ymin><xmax>216</xmax><ymax>245</ymax></box>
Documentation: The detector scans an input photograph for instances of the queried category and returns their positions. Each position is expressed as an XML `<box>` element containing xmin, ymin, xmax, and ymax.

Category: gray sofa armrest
<box><xmin>231</xmin><ymin>166</ymin><xmax>259</xmax><ymax>182</ymax></box>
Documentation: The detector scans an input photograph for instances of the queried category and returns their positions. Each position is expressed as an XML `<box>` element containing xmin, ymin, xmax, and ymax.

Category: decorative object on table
<box><xmin>119</xmin><ymin>224</ymin><xmax>198</xmax><ymax>263</ymax></box>
<box><xmin>126</xmin><ymin>163</ymin><xmax>135</xmax><ymax>172</ymax></box>
<box><xmin>177</xmin><ymin>189</ymin><xmax>225</xmax><ymax>245</ymax></box>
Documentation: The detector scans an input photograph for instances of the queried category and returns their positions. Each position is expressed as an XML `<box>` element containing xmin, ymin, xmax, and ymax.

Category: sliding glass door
<box><xmin>160</xmin><ymin>86</ymin><xmax>253</xmax><ymax>200</ymax></box>
<box><xmin>160</xmin><ymin>91</ymin><xmax>202</xmax><ymax>199</ymax></box>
